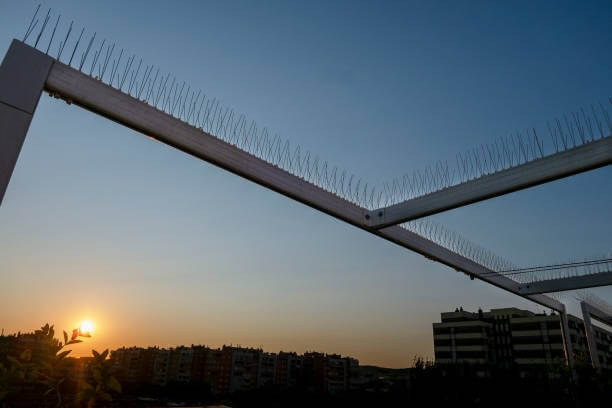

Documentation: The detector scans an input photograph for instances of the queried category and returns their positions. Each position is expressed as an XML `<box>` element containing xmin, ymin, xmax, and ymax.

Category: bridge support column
<box><xmin>580</xmin><ymin>301</ymin><xmax>600</xmax><ymax>369</ymax></box>
<box><xmin>0</xmin><ymin>40</ymin><xmax>53</xmax><ymax>206</ymax></box>
<box><xmin>559</xmin><ymin>307</ymin><xmax>575</xmax><ymax>377</ymax></box>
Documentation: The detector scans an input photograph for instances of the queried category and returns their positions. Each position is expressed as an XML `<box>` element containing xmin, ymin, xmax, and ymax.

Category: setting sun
<box><xmin>79</xmin><ymin>320</ymin><xmax>95</xmax><ymax>336</ymax></box>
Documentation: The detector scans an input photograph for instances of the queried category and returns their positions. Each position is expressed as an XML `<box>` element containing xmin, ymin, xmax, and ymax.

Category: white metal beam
<box><xmin>559</xmin><ymin>308</ymin><xmax>575</xmax><ymax>374</ymax></box>
<box><xmin>581</xmin><ymin>301</ymin><xmax>612</xmax><ymax>328</ymax></box>
<box><xmin>517</xmin><ymin>271</ymin><xmax>612</xmax><ymax>295</ymax></box>
<box><xmin>366</xmin><ymin>136</ymin><xmax>612</xmax><ymax>229</ymax></box>
<box><xmin>42</xmin><ymin>54</ymin><xmax>563</xmax><ymax>312</ymax></box>
<box><xmin>0</xmin><ymin>41</ymin><xmax>563</xmax><ymax>312</ymax></box>
<box><xmin>0</xmin><ymin>40</ymin><xmax>54</xmax><ymax>205</ymax></box>
<box><xmin>579</xmin><ymin>301</ymin><xmax>612</xmax><ymax>369</ymax></box>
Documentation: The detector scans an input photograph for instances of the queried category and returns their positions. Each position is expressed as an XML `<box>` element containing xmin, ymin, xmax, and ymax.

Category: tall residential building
<box><xmin>110</xmin><ymin>346</ymin><xmax>156</xmax><ymax>384</ymax></box>
<box><xmin>257</xmin><ymin>351</ymin><xmax>277</xmax><ymax>388</ymax></box>
<box><xmin>167</xmin><ymin>346</ymin><xmax>194</xmax><ymax>383</ymax></box>
<box><xmin>275</xmin><ymin>351</ymin><xmax>303</xmax><ymax>389</ymax></box>
<box><xmin>302</xmin><ymin>352</ymin><xmax>357</xmax><ymax>393</ymax></box>
<box><xmin>433</xmin><ymin>307</ymin><xmax>612</xmax><ymax>376</ymax></box>
<box><xmin>152</xmin><ymin>348</ymin><xmax>170</xmax><ymax>386</ymax></box>
<box><xmin>228</xmin><ymin>346</ymin><xmax>261</xmax><ymax>393</ymax></box>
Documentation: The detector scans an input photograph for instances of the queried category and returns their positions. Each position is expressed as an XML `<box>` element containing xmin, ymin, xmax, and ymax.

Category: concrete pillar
<box><xmin>0</xmin><ymin>40</ymin><xmax>53</xmax><ymax>206</ymax></box>
<box><xmin>559</xmin><ymin>306</ymin><xmax>575</xmax><ymax>376</ymax></box>
<box><xmin>580</xmin><ymin>301</ymin><xmax>600</xmax><ymax>369</ymax></box>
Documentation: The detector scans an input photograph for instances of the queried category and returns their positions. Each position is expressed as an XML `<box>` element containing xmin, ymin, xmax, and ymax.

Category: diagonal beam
<box><xmin>517</xmin><ymin>271</ymin><xmax>612</xmax><ymax>295</ymax></box>
<box><xmin>38</xmin><ymin>44</ymin><xmax>563</xmax><ymax>311</ymax></box>
<box><xmin>581</xmin><ymin>301</ymin><xmax>612</xmax><ymax>327</ymax></box>
<box><xmin>581</xmin><ymin>300</ymin><xmax>612</xmax><ymax>369</ymax></box>
<box><xmin>366</xmin><ymin>136</ymin><xmax>612</xmax><ymax>229</ymax></box>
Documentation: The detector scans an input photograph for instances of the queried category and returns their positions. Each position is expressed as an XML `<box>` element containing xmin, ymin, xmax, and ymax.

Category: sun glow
<box><xmin>79</xmin><ymin>320</ymin><xmax>95</xmax><ymax>336</ymax></box>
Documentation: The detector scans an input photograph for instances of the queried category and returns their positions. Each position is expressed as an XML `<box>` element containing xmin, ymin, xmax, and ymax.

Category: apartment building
<box><xmin>433</xmin><ymin>307</ymin><xmax>612</xmax><ymax>376</ymax></box>
<box><xmin>257</xmin><ymin>351</ymin><xmax>277</xmax><ymax>388</ymax></box>
<box><xmin>110</xmin><ymin>345</ymin><xmax>357</xmax><ymax>395</ymax></box>
<box><xmin>227</xmin><ymin>346</ymin><xmax>260</xmax><ymax>393</ymax></box>
<box><xmin>302</xmin><ymin>352</ymin><xmax>358</xmax><ymax>393</ymax></box>
<box><xmin>152</xmin><ymin>348</ymin><xmax>170</xmax><ymax>386</ymax></box>
<box><xmin>275</xmin><ymin>351</ymin><xmax>303</xmax><ymax>389</ymax></box>
<box><xmin>189</xmin><ymin>346</ymin><xmax>232</xmax><ymax>395</ymax></box>
<box><xmin>110</xmin><ymin>346</ymin><xmax>157</xmax><ymax>384</ymax></box>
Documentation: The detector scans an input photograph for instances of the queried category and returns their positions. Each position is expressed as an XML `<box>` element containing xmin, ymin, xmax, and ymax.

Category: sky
<box><xmin>0</xmin><ymin>0</ymin><xmax>610</xmax><ymax>368</ymax></box>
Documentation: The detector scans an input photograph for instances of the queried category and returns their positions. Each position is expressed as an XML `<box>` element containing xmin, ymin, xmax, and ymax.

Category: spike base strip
<box><xmin>377</xmin><ymin>226</ymin><xmax>561</xmax><ymax>310</ymax></box>
<box><xmin>367</xmin><ymin>135</ymin><xmax>612</xmax><ymax>228</ymax></box>
<box><xmin>517</xmin><ymin>271</ymin><xmax>612</xmax><ymax>295</ymax></box>
<box><xmin>39</xmin><ymin>41</ymin><xmax>563</xmax><ymax>311</ymax></box>
<box><xmin>45</xmin><ymin>60</ymin><xmax>364</xmax><ymax>226</ymax></box>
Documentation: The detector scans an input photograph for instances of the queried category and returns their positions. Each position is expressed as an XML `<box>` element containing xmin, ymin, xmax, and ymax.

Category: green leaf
<box><xmin>100</xmin><ymin>349</ymin><xmax>109</xmax><ymax>360</ymax></box>
<box><xmin>67</xmin><ymin>339</ymin><xmax>83</xmax><ymax>345</ymax></box>
<box><xmin>80</xmin><ymin>380</ymin><xmax>94</xmax><ymax>391</ymax></box>
<box><xmin>19</xmin><ymin>349</ymin><xmax>32</xmax><ymax>361</ymax></box>
<box><xmin>92</xmin><ymin>349</ymin><xmax>100</xmax><ymax>358</ymax></box>
<box><xmin>6</xmin><ymin>356</ymin><xmax>20</xmax><ymax>367</ymax></box>
<box><xmin>92</xmin><ymin>368</ymin><xmax>102</xmax><ymax>383</ymax></box>
<box><xmin>63</xmin><ymin>330</ymin><xmax>68</xmax><ymax>345</ymax></box>
<box><xmin>108</xmin><ymin>376</ymin><xmax>122</xmax><ymax>393</ymax></box>
<box><xmin>56</xmin><ymin>350</ymin><xmax>71</xmax><ymax>360</ymax></box>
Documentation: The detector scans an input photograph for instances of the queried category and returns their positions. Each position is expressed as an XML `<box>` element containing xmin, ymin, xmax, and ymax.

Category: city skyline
<box><xmin>1</xmin><ymin>0</ymin><xmax>611</xmax><ymax>368</ymax></box>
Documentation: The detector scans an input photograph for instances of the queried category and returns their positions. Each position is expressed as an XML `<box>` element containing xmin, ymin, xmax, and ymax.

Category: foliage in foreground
<box><xmin>0</xmin><ymin>323</ymin><xmax>121</xmax><ymax>407</ymax></box>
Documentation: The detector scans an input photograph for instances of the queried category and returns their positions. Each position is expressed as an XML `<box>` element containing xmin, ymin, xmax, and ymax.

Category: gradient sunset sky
<box><xmin>0</xmin><ymin>0</ymin><xmax>611</xmax><ymax>368</ymax></box>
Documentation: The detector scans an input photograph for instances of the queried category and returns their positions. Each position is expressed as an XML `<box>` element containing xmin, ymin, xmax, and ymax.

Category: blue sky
<box><xmin>0</xmin><ymin>0</ymin><xmax>610</xmax><ymax>366</ymax></box>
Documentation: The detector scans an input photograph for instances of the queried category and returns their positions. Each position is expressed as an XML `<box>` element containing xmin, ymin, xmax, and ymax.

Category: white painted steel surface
<box><xmin>368</xmin><ymin>137</ymin><xmax>612</xmax><ymax>228</ymax></box>
<box><xmin>0</xmin><ymin>40</ymin><xmax>54</xmax><ymax>205</ymax></box>
<box><xmin>518</xmin><ymin>271</ymin><xmax>612</xmax><ymax>295</ymax></box>
<box><xmin>364</xmin><ymin>135</ymin><xmax>612</xmax><ymax>229</ymax></box>
<box><xmin>43</xmin><ymin>56</ymin><xmax>563</xmax><ymax>311</ymax></box>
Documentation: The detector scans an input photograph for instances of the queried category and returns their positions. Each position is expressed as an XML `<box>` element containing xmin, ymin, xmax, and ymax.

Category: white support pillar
<box><xmin>0</xmin><ymin>40</ymin><xmax>53</xmax><ymax>205</ymax></box>
<box><xmin>559</xmin><ymin>306</ymin><xmax>575</xmax><ymax>375</ymax></box>
<box><xmin>580</xmin><ymin>301</ymin><xmax>600</xmax><ymax>369</ymax></box>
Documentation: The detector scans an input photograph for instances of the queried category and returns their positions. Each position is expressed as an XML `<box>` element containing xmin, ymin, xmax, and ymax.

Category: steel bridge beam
<box><xmin>366</xmin><ymin>136</ymin><xmax>612</xmax><ymax>229</ymax></box>
<box><xmin>517</xmin><ymin>271</ymin><xmax>612</xmax><ymax>295</ymax></box>
<box><xmin>0</xmin><ymin>40</ymin><xmax>54</xmax><ymax>205</ymax></box>
<box><xmin>1</xmin><ymin>40</ymin><xmax>564</xmax><ymax>313</ymax></box>
<box><xmin>580</xmin><ymin>301</ymin><xmax>612</xmax><ymax>369</ymax></box>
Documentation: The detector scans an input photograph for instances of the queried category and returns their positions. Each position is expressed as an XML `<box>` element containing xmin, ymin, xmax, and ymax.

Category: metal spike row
<box><xmin>21</xmin><ymin>6</ymin><xmax>612</xmax><ymax>283</ymax></box>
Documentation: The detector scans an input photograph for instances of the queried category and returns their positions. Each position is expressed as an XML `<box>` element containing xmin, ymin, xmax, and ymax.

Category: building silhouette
<box><xmin>110</xmin><ymin>345</ymin><xmax>358</xmax><ymax>395</ymax></box>
<box><xmin>433</xmin><ymin>307</ymin><xmax>612</xmax><ymax>376</ymax></box>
